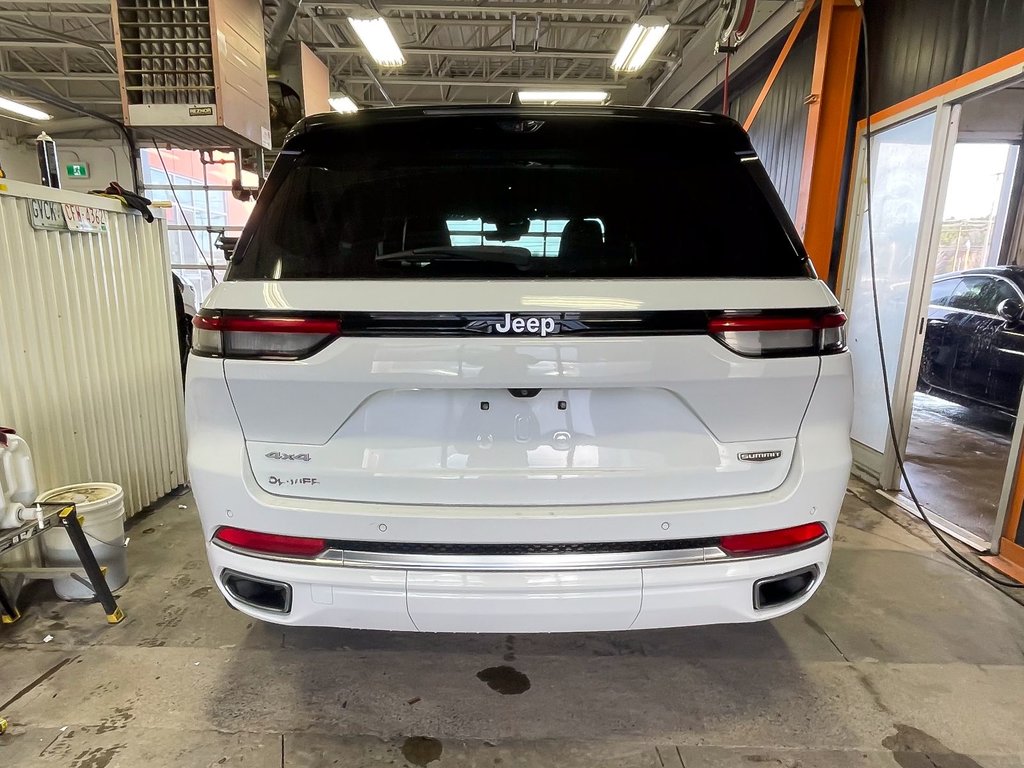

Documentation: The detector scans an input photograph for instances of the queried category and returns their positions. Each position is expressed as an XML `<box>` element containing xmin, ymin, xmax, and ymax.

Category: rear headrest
<box><xmin>562</xmin><ymin>218</ymin><xmax>602</xmax><ymax>241</ymax></box>
<box><xmin>400</xmin><ymin>216</ymin><xmax>453</xmax><ymax>250</ymax></box>
<box><xmin>559</xmin><ymin>218</ymin><xmax>603</xmax><ymax>257</ymax></box>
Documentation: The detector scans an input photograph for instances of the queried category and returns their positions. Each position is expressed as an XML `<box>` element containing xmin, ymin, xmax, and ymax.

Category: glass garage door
<box><xmin>845</xmin><ymin>111</ymin><xmax>941</xmax><ymax>467</ymax></box>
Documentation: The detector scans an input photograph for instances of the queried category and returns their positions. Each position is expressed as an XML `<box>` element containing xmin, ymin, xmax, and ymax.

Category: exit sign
<box><xmin>66</xmin><ymin>162</ymin><xmax>90</xmax><ymax>178</ymax></box>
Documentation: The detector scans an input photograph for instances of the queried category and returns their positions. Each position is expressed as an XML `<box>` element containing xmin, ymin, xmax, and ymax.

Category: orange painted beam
<box><xmin>997</xmin><ymin>446</ymin><xmax>1024</xmax><ymax>572</ymax></box>
<box><xmin>742</xmin><ymin>0</ymin><xmax>819</xmax><ymax>131</ymax></box>
<box><xmin>981</xmin><ymin>540</ymin><xmax>1024</xmax><ymax>584</ymax></box>
<box><xmin>856</xmin><ymin>46</ymin><xmax>1024</xmax><ymax>131</ymax></box>
<box><xmin>794</xmin><ymin>0</ymin><xmax>861</xmax><ymax>279</ymax></box>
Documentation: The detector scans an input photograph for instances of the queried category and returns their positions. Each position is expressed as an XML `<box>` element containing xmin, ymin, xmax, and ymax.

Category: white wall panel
<box><xmin>55</xmin><ymin>141</ymin><xmax>137</xmax><ymax>193</ymax></box>
<box><xmin>0</xmin><ymin>136</ymin><xmax>39</xmax><ymax>184</ymax></box>
<box><xmin>0</xmin><ymin>178</ymin><xmax>186</xmax><ymax>517</ymax></box>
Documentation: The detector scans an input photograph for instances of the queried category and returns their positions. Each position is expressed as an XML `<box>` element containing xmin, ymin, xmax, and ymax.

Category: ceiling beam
<box><xmin>0</xmin><ymin>75</ymin><xmax>130</xmax><ymax>157</ymax></box>
<box><xmin>0</xmin><ymin>37</ymin><xmax>115</xmax><ymax>50</ymax></box>
<box><xmin>315</xmin><ymin>45</ymin><xmax>672</xmax><ymax>62</ymax></box>
<box><xmin>0</xmin><ymin>0</ymin><xmax>112</xmax><ymax>5</ymax></box>
<box><xmin>21</xmin><ymin>96</ymin><xmax>121</xmax><ymax>106</ymax></box>
<box><xmin>340</xmin><ymin>76</ymin><xmax>628</xmax><ymax>88</ymax></box>
<box><xmin>0</xmin><ymin>71</ymin><xmax>120</xmax><ymax>81</ymax></box>
<box><xmin>0</xmin><ymin>9</ymin><xmax>112</xmax><ymax>20</ymax></box>
<box><xmin>316</xmin><ymin>15</ymin><xmax>700</xmax><ymax>32</ymax></box>
<box><xmin>316</xmin><ymin>2</ymin><xmax>644</xmax><ymax>18</ymax></box>
<box><xmin>0</xmin><ymin>18</ymin><xmax>117</xmax><ymax>68</ymax></box>
<box><xmin>361</xmin><ymin>60</ymin><xmax>396</xmax><ymax>105</ymax></box>
<box><xmin>17</xmin><ymin>115</ymin><xmax>114</xmax><ymax>135</ymax></box>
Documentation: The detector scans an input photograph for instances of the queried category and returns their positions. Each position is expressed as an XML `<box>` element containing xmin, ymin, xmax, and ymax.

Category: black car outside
<box><xmin>918</xmin><ymin>266</ymin><xmax>1024</xmax><ymax>414</ymax></box>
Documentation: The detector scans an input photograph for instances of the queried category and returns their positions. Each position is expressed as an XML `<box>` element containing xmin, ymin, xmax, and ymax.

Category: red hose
<box><xmin>735</xmin><ymin>0</ymin><xmax>758</xmax><ymax>40</ymax></box>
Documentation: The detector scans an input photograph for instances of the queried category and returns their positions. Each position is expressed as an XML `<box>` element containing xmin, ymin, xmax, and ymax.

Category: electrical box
<box><xmin>111</xmin><ymin>0</ymin><xmax>272</xmax><ymax>150</ymax></box>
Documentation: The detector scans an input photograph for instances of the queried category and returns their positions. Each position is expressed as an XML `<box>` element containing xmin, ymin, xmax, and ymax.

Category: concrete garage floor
<box><xmin>904</xmin><ymin>392</ymin><xmax>1015</xmax><ymax>541</ymax></box>
<box><xmin>2</xmin><ymin>483</ymin><xmax>1024</xmax><ymax>768</ymax></box>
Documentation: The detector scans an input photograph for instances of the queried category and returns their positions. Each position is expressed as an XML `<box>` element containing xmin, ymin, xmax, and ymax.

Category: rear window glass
<box><xmin>228</xmin><ymin>115</ymin><xmax>810</xmax><ymax>281</ymax></box>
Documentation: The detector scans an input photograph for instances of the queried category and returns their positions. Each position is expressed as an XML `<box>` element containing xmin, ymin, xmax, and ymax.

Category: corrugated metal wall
<box><xmin>700</xmin><ymin>23</ymin><xmax>818</xmax><ymax>219</ymax></box>
<box><xmin>866</xmin><ymin>0</ymin><xmax>1024</xmax><ymax>113</ymax></box>
<box><xmin>0</xmin><ymin>179</ymin><xmax>186</xmax><ymax>518</ymax></box>
<box><xmin>706</xmin><ymin>0</ymin><xmax>1024</xmax><ymax>201</ymax></box>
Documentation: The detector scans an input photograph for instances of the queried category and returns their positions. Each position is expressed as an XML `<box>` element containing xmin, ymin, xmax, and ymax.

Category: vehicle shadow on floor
<box><xmin>201</xmin><ymin>615</ymin><xmax>834</xmax><ymax>746</ymax></box>
<box><xmin>271</xmin><ymin>617</ymin><xmax>805</xmax><ymax>659</ymax></box>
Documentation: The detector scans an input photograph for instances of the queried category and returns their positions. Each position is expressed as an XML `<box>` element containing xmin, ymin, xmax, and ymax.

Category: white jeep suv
<box><xmin>185</xmin><ymin>106</ymin><xmax>852</xmax><ymax>633</ymax></box>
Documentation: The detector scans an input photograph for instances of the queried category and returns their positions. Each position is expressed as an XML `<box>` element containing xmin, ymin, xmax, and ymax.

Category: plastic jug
<box><xmin>0</xmin><ymin>428</ymin><xmax>39</xmax><ymax>529</ymax></box>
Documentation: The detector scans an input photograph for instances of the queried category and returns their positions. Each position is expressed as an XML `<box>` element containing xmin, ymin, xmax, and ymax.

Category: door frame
<box><xmin>837</xmin><ymin>50</ymin><xmax>1024</xmax><ymax>546</ymax></box>
<box><xmin>838</xmin><ymin>106</ymin><xmax>958</xmax><ymax>485</ymax></box>
<box><xmin>879</xmin><ymin>104</ymin><xmax>960</xmax><ymax>490</ymax></box>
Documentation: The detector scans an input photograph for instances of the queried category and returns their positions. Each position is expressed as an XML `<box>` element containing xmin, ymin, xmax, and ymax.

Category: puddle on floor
<box><xmin>401</xmin><ymin>736</ymin><xmax>443</xmax><ymax>766</ymax></box>
<box><xmin>476</xmin><ymin>665</ymin><xmax>530</xmax><ymax>695</ymax></box>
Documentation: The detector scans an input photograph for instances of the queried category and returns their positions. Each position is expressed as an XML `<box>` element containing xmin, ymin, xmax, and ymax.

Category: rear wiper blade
<box><xmin>376</xmin><ymin>245</ymin><xmax>531</xmax><ymax>266</ymax></box>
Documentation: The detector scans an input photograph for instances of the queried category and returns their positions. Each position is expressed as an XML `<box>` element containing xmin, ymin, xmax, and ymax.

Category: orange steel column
<box><xmin>794</xmin><ymin>0</ymin><xmax>862</xmax><ymax>279</ymax></box>
<box><xmin>742</xmin><ymin>0</ymin><xmax>819</xmax><ymax>131</ymax></box>
<box><xmin>981</xmin><ymin>455</ymin><xmax>1024</xmax><ymax>581</ymax></box>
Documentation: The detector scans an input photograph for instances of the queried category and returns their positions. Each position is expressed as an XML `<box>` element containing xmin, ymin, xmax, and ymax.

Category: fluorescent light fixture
<box><xmin>611</xmin><ymin>15</ymin><xmax>670</xmax><ymax>72</ymax></box>
<box><xmin>347</xmin><ymin>11</ymin><xmax>405</xmax><ymax>67</ymax></box>
<box><xmin>517</xmin><ymin>90</ymin><xmax>610</xmax><ymax>104</ymax></box>
<box><xmin>0</xmin><ymin>95</ymin><xmax>51</xmax><ymax>122</ymax></box>
<box><xmin>329</xmin><ymin>95</ymin><xmax>359</xmax><ymax>114</ymax></box>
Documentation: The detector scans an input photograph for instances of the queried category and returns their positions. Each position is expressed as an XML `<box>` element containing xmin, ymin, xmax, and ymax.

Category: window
<box><xmin>446</xmin><ymin>218</ymin><xmax>596</xmax><ymax>258</ymax></box>
<box><xmin>947</xmin><ymin>277</ymin><xmax>988</xmax><ymax>312</ymax></box>
<box><xmin>228</xmin><ymin>115</ymin><xmax>810</xmax><ymax>281</ymax></box>
<box><xmin>979</xmin><ymin>278</ymin><xmax>1021</xmax><ymax>314</ymax></box>
<box><xmin>937</xmin><ymin>142</ymin><xmax>1021</xmax><ymax>274</ymax></box>
<box><xmin>140</xmin><ymin>148</ymin><xmax>258</xmax><ymax>305</ymax></box>
<box><xmin>929</xmin><ymin>278</ymin><xmax>961</xmax><ymax>307</ymax></box>
<box><xmin>945</xmin><ymin>276</ymin><xmax>1018</xmax><ymax>314</ymax></box>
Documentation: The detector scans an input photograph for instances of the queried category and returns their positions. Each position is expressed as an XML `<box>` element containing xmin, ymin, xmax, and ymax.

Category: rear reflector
<box><xmin>720</xmin><ymin>522</ymin><xmax>827</xmax><ymax>556</ymax></box>
<box><xmin>214</xmin><ymin>526</ymin><xmax>327</xmax><ymax>557</ymax></box>
<box><xmin>193</xmin><ymin>314</ymin><xmax>341</xmax><ymax>360</ymax></box>
<box><xmin>708</xmin><ymin>310</ymin><xmax>846</xmax><ymax>357</ymax></box>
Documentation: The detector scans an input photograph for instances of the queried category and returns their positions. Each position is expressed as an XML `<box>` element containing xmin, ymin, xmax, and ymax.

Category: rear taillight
<box><xmin>720</xmin><ymin>522</ymin><xmax>828</xmax><ymax>556</ymax></box>
<box><xmin>192</xmin><ymin>313</ymin><xmax>341</xmax><ymax>360</ymax></box>
<box><xmin>214</xmin><ymin>526</ymin><xmax>327</xmax><ymax>557</ymax></box>
<box><xmin>707</xmin><ymin>310</ymin><xmax>846</xmax><ymax>357</ymax></box>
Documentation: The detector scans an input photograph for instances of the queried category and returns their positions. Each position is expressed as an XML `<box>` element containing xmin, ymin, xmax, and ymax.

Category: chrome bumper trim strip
<box><xmin>213</xmin><ymin>542</ymin><xmax>725</xmax><ymax>571</ymax></box>
<box><xmin>212</xmin><ymin>536</ymin><xmax>828</xmax><ymax>572</ymax></box>
<box><xmin>319</xmin><ymin>546</ymin><xmax>719</xmax><ymax>571</ymax></box>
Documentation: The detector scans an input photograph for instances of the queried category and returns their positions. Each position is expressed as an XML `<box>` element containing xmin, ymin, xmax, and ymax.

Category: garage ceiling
<box><xmin>0</xmin><ymin>0</ymin><xmax>758</xmax><ymax>128</ymax></box>
<box><xmin>299</xmin><ymin>0</ymin><xmax>720</xmax><ymax>106</ymax></box>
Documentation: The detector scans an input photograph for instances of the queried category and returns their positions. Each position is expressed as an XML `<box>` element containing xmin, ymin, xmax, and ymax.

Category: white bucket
<box><xmin>38</xmin><ymin>483</ymin><xmax>128</xmax><ymax>600</ymax></box>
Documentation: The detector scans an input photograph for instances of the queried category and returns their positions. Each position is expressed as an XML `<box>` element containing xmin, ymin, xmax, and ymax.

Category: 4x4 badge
<box><xmin>738</xmin><ymin>450</ymin><xmax>783</xmax><ymax>462</ymax></box>
<box><xmin>265</xmin><ymin>451</ymin><xmax>312</xmax><ymax>462</ymax></box>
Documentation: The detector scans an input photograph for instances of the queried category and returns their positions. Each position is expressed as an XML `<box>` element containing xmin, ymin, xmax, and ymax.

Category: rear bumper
<box><xmin>186</xmin><ymin>351</ymin><xmax>851</xmax><ymax>631</ymax></box>
<box><xmin>208</xmin><ymin>539</ymin><xmax>831</xmax><ymax>632</ymax></box>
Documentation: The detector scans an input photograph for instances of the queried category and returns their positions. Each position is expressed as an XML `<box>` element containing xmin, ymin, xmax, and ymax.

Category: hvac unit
<box><xmin>239</xmin><ymin>42</ymin><xmax>329</xmax><ymax>177</ymax></box>
<box><xmin>269</xmin><ymin>42</ymin><xmax>331</xmax><ymax>148</ymax></box>
<box><xmin>111</xmin><ymin>0</ymin><xmax>272</xmax><ymax>150</ymax></box>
